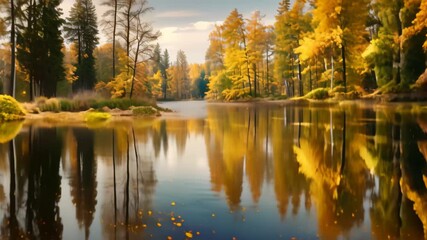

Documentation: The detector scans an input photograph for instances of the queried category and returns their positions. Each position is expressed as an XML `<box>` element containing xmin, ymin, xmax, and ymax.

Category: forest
<box><xmin>0</xmin><ymin>0</ymin><xmax>426</xmax><ymax>101</ymax></box>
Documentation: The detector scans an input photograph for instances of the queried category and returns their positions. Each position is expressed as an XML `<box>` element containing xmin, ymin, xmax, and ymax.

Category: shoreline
<box><xmin>2</xmin><ymin>96</ymin><xmax>426</xmax><ymax>128</ymax></box>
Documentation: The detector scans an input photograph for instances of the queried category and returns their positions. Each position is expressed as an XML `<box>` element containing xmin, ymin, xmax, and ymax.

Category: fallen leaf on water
<box><xmin>171</xmin><ymin>217</ymin><xmax>176</xmax><ymax>221</ymax></box>
<box><xmin>175</xmin><ymin>222</ymin><xmax>182</xmax><ymax>227</ymax></box>
<box><xmin>171</xmin><ymin>201</ymin><xmax>176</xmax><ymax>206</ymax></box>
<box><xmin>156</xmin><ymin>223</ymin><xmax>162</xmax><ymax>227</ymax></box>
<box><xmin>167</xmin><ymin>236</ymin><xmax>173</xmax><ymax>240</ymax></box>
<box><xmin>185</xmin><ymin>232</ymin><xmax>193</xmax><ymax>238</ymax></box>
<box><xmin>148</xmin><ymin>210</ymin><xmax>152</xmax><ymax>216</ymax></box>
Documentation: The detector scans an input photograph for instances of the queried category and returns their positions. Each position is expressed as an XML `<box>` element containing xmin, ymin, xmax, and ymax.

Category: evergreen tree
<box><xmin>16</xmin><ymin>0</ymin><xmax>65</xmax><ymax>98</ymax></box>
<box><xmin>160</xmin><ymin>49</ymin><xmax>170</xmax><ymax>99</ymax></box>
<box><xmin>151</xmin><ymin>43</ymin><xmax>162</xmax><ymax>74</ymax></box>
<box><xmin>65</xmin><ymin>0</ymin><xmax>99</xmax><ymax>92</ymax></box>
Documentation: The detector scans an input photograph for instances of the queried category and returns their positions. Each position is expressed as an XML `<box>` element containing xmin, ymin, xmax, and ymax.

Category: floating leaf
<box><xmin>185</xmin><ymin>232</ymin><xmax>193</xmax><ymax>238</ymax></box>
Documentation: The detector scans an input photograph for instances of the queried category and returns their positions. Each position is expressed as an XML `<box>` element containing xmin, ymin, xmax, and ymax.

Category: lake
<box><xmin>0</xmin><ymin>100</ymin><xmax>426</xmax><ymax>239</ymax></box>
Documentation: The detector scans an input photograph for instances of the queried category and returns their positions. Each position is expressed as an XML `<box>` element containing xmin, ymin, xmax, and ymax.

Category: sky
<box><xmin>61</xmin><ymin>0</ymin><xmax>282</xmax><ymax>64</ymax></box>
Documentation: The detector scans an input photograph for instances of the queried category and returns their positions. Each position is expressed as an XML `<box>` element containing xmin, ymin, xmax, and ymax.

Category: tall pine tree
<box><xmin>16</xmin><ymin>0</ymin><xmax>65</xmax><ymax>98</ymax></box>
<box><xmin>65</xmin><ymin>0</ymin><xmax>99</xmax><ymax>92</ymax></box>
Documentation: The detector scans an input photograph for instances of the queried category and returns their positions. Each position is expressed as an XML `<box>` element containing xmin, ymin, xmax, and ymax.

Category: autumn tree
<box><xmin>297</xmin><ymin>0</ymin><xmax>369</xmax><ymax>92</ymax></box>
<box><xmin>94</xmin><ymin>43</ymin><xmax>125</xmax><ymax>84</ymax></box>
<box><xmin>0</xmin><ymin>0</ymin><xmax>6</xmax><ymax>37</ymax></box>
<box><xmin>65</xmin><ymin>0</ymin><xmax>99</xmax><ymax>92</ymax></box>
<box><xmin>205</xmin><ymin>24</ymin><xmax>225</xmax><ymax>75</ymax></box>
<box><xmin>403</xmin><ymin>0</ymin><xmax>427</xmax><ymax>51</ymax></box>
<box><xmin>170</xmin><ymin>50</ymin><xmax>190</xmax><ymax>99</ymax></box>
<box><xmin>246</xmin><ymin>10</ymin><xmax>267</xmax><ymax>97</ymax></box>
<box><xmin>128</xmin><ymin>12</ymin><xmax>160</xmax><ymax>98</ymax></box>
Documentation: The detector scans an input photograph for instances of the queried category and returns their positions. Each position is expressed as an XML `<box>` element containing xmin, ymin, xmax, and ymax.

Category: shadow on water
<box><xmin>0</xmin><ymin>102</ymin><xmax>426</xmax><ymax>239</ymax></box>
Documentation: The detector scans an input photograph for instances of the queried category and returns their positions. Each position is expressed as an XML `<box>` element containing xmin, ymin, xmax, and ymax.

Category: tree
<box><xmin>298</xmin><ymin>0</ymin><xmax>369</xmax><ymax>92</ymax></box>
<box><xmin>223</xmin><ymin>9</ymin><xmax>252</xmax><ymax>96</ymax></box>
<box><xmin>65</xmin><ymin>0</ymin><xmax>99</xmax><ymax>93</ymax></box>
<box><xmin>205</xmin><ymin>24</ymin><xmax>225</xmax><ymax>75</ymax></box>
<box><xmin>16</xmin><ymin>0</ymin><xmax>65</xmax><ymax>98</ymax></box>
<box><xmin>150</xmin><ymin>43</ymin><xmax>161</xmax><ymax>73</ymax></box>
<box><xmin>0</xmin><ymin>0</ymin><xmax>6</xmax><ymax>37</ymax></box>
<box><xmin>128</xmin><ymin>13</ymin><xmax>160</xmax><ymax>98</ymax></box>
<box><xmin>246</xmin><ymin>11</ymin><xmax>267</xmax><ymax>97</ymax></box>
<box><xmin>101</xmin><ymin>0</ymin><xmax>120</xmax><ymax>79</ymax></box>
<box><xmin>160</xmin><ymin>49</ymin><xmax>170</xmax><ymax>99</ymax></box>
<box><xmin>275</xmin><ymin>0</ymin><xmax>312</xmax><ymax>97</ymax></box>
<box><xmin>170</xmin><ymin>50</ymin><xmax>190</xmax><ymax>99</ymax></box>
<box><xmin>403</xmin><ymin>0</ymin><xmax>427</xmax><ymax>51</ymax></box>
<box><xmin>364</xmin><ymin>0</ymin><xmax>425</xmax><ymax>89</ymax></box>
<box><xmin>9</xmin><ymin>0</ymin><xmax>16</xmax><ymax>97</ymax></box>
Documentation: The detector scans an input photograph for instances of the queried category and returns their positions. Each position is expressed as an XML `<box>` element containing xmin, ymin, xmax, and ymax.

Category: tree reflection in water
<box><xmin>0</xmin><ymin>103</ymin><xmax>426</xmax><ymax>239</ymax></box>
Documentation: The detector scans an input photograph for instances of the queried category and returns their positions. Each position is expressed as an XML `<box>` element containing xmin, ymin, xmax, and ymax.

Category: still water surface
<box><xmin>0</xmin><ymin>101</ymin><xmax>427</xmax><ymax>239</ymax></box>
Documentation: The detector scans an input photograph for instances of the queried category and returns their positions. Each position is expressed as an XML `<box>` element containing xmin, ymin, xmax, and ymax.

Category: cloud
<box><xmin>156</xmin><ymin>10</ymin><xmax>202</xmax><ymax>18</ymax></box>
<box><xmin>165</xmin><ymin>21</ymin><xmax>223</xmax><ymax>33</ymax></box>
<box><xmin>157</xmin><ymin>21</ymin><xmax>222</xmax><ymax>63</ymax></box>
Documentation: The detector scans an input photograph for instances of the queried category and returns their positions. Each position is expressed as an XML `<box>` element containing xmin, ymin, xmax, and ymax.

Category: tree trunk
<box><xmin>298</xmin><ymin>58</ymin><xmax>303</xmax><ymax>96</ymax></box>
<box><xmin>331</xmin><ymin>56</ymin><xmax>334</xmax><ymax>90</ymax></box>
<box><xmin>112</xmin><ymin>0</ymin><xmax>117</xmax><ymax>79</ymax></box>
<box><xmin>253</xmin><ymin>63</ymin><xmax>257</xmax><ymax>97</ymax></box>
<box><xmin>341</xmin><ymin>44</ymin><xmax>347</xmax><ymax>92</ymax></box>
<box><xmin>9</xmin><ymin>0</ymin><xmax>16</xmax><ymax>97</ymax></box>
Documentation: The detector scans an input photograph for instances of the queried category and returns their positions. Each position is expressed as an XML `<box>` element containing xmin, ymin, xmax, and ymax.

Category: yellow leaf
<box><xmin>185</xmin><ymin>232</ymin><xmax>193</xmax><ymax>238</ymax></box>
<box><xmin>171</xmin><ymin>201</ymin><xmax>176</xmax><ymax>206</ymax></box>
<box><xmin>157</xmin><ymin>222</ymin><xmax>162</xmax><ymax>227</ymax></box>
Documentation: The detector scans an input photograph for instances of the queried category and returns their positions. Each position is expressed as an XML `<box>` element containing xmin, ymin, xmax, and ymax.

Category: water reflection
<box><xmin>0</xmin><ymin>102</ymin><xmax>426</xmax><ymax>239</ymax></box>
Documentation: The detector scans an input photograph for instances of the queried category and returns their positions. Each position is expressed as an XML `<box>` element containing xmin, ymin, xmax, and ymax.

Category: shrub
<box><xmin>304</xmin><ymin>88</ymin><xmax>330</xmax><ymax>100</ymax></box>
<box><xmin>84</xmin><ymin>112</ymin><xmax>111</xmax><ymax>122</ymax></box>
<box><xmin>0</xmin><ymin>95</ymin><xmax>26</xmax><ymax>121</ymax></box>
<box><xmin>38</xmin><ymin>98</ymin><xmax>61</xmax><ymax>112</ymax></box>
<box><xmin>132</xmin><ymin>106</ymin><xmax>158</xmax><ymax>116</ymax></box>
<box><xmin>59</xmin><ymin>98</ymin><xmax>76</xmax><ymax>112</ymax></box>
<box><xmin>91</xmin><ymin>98</ymin><xmax>152</xmax><ymax>110</ymax></box>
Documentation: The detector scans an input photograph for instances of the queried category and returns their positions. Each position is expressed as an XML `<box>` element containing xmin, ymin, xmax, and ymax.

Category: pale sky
<box><xmin>60</xmin><ymin>0</ymin><xmax>282</xmax><ymax>63</ymax></box>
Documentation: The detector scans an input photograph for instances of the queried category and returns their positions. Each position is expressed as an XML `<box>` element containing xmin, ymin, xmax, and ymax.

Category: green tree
<box><xmin>160</xmin><ymin>49</ymin><xmax>170</xmax><ymax>99</ymax></box>
<box><xmin>65</xmin><ymin>0</ymin><xmax>99</xmax><ymax>92</ymax></box>
<box><xmin>364</xmin><ymin>0</ymin><xmax>425</xmax><ymax>89</ymax></box>
<box><xmin>16</xmin><ymin>0</ymin><xmax>65</xmax><ymax>98</ymax></box>
<box><xmin>151</xmin><ymin>43</ymin><xmax>162</xmax><ymax>74</ymax></box>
